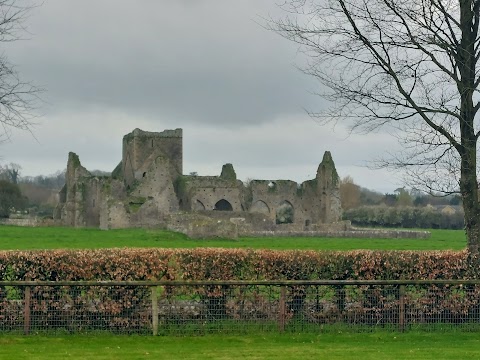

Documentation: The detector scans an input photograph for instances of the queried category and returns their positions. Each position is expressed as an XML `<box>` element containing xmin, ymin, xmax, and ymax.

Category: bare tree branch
<box><xmin>270</xmin><ymin>0</ymin><xmax>480</xmax><ymax>252</ymax></box>
<box><xmin>0</xmin><ymin>0</ymin><xmax>42</xmax><ymax>141</ymax></box>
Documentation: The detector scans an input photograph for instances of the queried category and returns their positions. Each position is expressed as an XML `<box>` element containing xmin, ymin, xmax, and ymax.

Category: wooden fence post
<box><xmin>151</xmin><ymin>286</ymin><xmax>159</xmax><ymax>336</ymax></box>
<box><xmin>399</xmin><ymin>285</ymin><xmax>405</xmax><ymax>332</ymax></box>
<box><xmin>24</xmin><ymin>286</ymin><xmax>31</xmax><ymax>335</ymax></box>
<box><xmin>278</xmin><ymin>286</ymin><xmax>286</xmax><ymax>332</ymax></box>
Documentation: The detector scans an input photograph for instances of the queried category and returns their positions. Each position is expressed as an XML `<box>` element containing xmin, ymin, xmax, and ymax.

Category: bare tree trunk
<box><xmin>460</xmin><ymin>146</ymin><xmax>480</xmax><ymax>254</ymax></box>
<box><xmin>458</xmin><ymin>0</ymin><xmax>480</xmax><ymax>254</ymax></box>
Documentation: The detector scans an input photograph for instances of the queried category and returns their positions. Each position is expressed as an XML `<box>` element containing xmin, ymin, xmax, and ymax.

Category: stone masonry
<box><xmin>54</xmin><ymin>128</ymin><xmax>345</xmax><ymax>237</ymax></box>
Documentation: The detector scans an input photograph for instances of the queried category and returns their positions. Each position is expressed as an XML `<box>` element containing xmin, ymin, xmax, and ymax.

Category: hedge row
<box><xmin>0</xmin><ymin>248</ymin><xmax>477</xmax><ymax>281</ymax></box>
<box><xmin>1</xmin><ymin>249</ymin><xmax>479</xmax><ymax>333</ymax></box>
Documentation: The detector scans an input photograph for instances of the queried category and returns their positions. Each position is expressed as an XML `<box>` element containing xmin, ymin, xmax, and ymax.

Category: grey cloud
<box><xmin>0</xmin><ymin>0</ymin><xmax>402</xmax><ymax>192</ymax></box>
<box><xmin>10</xmin><ymin>0</ymin><xmax>321</xmax><ymax>126</ymax></box>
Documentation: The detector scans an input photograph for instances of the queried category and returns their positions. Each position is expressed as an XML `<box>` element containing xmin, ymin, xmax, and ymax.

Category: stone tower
<box><xmin>122</xmin><ymin>128</ymin><xmax>183</xmax><ymax>188</ymax></box>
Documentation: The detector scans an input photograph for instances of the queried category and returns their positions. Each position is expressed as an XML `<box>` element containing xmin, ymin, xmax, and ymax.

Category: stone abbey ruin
<box><xmin>54</xmin><ymin>128</ymin><xmax>347</xmax><ymax>236</ymax></box>
<box><xmin>54</xmin><ymin>128</ymin><xmax>428</xmax><ymax>239</ymax></box>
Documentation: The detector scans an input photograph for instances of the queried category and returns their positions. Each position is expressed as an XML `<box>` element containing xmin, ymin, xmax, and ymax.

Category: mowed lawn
<box><xmin>1</xmin><ymin>332</ymin><xmax>479</xmax><ymax>359</ymax></box>
<box><xmin>0</xmin><ymin>225</ymin><xmax>467</xmax><ymax>250</ymax></box>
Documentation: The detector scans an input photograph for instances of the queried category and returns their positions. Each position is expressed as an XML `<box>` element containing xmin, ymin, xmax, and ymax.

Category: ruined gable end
<box><xmin>316</xmin><ymin>151</ymin><xmax>340</xmax><ymax>189</ymax></box>
<box><xmin>316</xmin><ymin>151</ymin><xmax>342</xmax><ymax>223</ymax></box>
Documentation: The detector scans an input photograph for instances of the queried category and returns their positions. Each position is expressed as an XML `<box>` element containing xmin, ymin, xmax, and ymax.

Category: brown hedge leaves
<box><xmin>0</xmin><ymin>248</ymin><xmax>475</xmax><ymax>281</ymax></box>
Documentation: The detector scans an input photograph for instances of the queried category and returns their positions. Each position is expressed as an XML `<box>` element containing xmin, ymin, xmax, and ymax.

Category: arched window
<box><xmin>250</xmin><ymin>200</ymin><xmax>270</xmax><ymax>214</ymax></box>
<box><xmin>276</xmin><ymin>200</ymin><xmax>294</xmax><ymax>224</ymax></box>
<box><xmin>194</xmin><ymin>200</ymin><xmax>206</xmax><ymax>211</ymax></box>
<box><xmin>214</xmin><ymin>199</ymin><xmax>233</xmax><ymax>211</ymax></box>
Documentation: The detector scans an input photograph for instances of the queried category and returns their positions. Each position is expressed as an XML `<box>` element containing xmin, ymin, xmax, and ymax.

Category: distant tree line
<box><xmin>21</xmin><ymin>171</ymin><xmax>66</xmax><ymax>190</ymax></box>
<box><xmin>0</xmin><ymin>180</ymin><xmax>27</xmax><ymax>218</ymax></box>
<box><xmin>0</xmin><ymin>164</ymin><xmax>65</xmax><ymax>217</ymax></box>
<box><xmin>340</xmin><ymin>176</ymin><xmax>462</xmax><ymax>210</ymax></box>
<box><xmin>343</xmin><ymin>205</ymin><xmax>464</xmax><ymax>229</ymax></box>
<box><xmin>340</xmin><ymin>176</ymin><xmax>464</xmax><ymax>229</ymax></box>
<box><xmin>0</xmin><ymin>163</ymin><xmax>113</xmax><ymax>218</ymax></box>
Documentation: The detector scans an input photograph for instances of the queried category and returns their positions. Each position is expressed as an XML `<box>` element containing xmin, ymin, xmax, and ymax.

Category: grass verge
<box><xmin>0</xmin><ymin>332</ymin><xmax>479</xmax><ymax>359</ymax></box>
<box><xmin>0</xmin><ymin>226</ymin><xmax>466</xmax><ymax>251</ymax></box>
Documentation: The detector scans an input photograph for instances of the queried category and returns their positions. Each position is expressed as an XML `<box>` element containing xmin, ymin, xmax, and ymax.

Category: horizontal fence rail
<box><xmin>1</xmin><ymin>280</ymin><xmax>480</xmax><ymax>335</ymax></box>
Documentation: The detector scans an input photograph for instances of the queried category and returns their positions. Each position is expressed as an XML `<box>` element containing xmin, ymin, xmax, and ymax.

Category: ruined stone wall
<box><xmin>98</xmin><ymin>157</ymin><xmax>180</xmax><ymax>229</ymax></box>
<box><xmin>55</xmin><ymin>153</ymin><xmax>106</xmax><ymax>227</ymax></box>
<box><xmin>56</xmin><ymin>152</ymin><xmax>91</xmax><ymax>227</ymax></box>
<box><xmin>81</xmin><ymin>177</ymin><xmax>102</xmax><ymax>227</ymax></box>
<box><xmin>98</xmin><ymin>179</ymin><xmax>129</xmax><ymax>229</ymax></box>
<box><xmin>173</xmin><ymin>152</ymin><xmax>343</xmax><ymax>229</ymax></box>
<box><xmin>166</xmin><ymin>211</ymin><xmax>275</xmax><ymax>239</ymax></box>
<box><xmin>122</xmin><ymin>128</ymin><xmax>182</xmax><ymax>188</ymax></box>
<box><xmin>99</xmin><ymin>200</ymin><xmax>129</xmax><ymax>230</ymax></box>
<box><xmin>244</xmin><ymin>152</ymin><xmax>342</xmax><ymax>227</ymax></box>
<box><xmin>126</xmin><ymin>155</ymin><xmax>180</xmax><ymax>224</ymax></box>
<box><xmin>56</xmin><ymin>128</ymin><xmax>344</xmax><ymax>236</ymax></box>
<box><xmin>183</xmin><ymin>178</ymin><xmax>244</xmax><ymax>212</ymax></box>
<box><xmin>129</xmin><ymin>200</ymin><xmax>169</xmax><ymax>228</ymax></box>
<box><xmin>0</xmin><ymin>218</ymin><xmax>39</xmax><ymax>226</ymax></box>
<box><xmin>244</xmin><ymin>228</ymin><xmax>431</xmax><ymax>239</ymax></box>
<box><xmin>175</xmin><ymin>163</ymin><xmax>244</xmax><ymax>213</ymax></box>
<box><xmin>296</xmin><ymin>179</ymin><xmax>322</xmax><ymax>225</ymax></box>
<box><xmin>167</xmin><ymin>212</ymin><xmax>239</xmax><ymax>238</ymax></box>
<box><xmin>249</xmin><ymin>180</ymin><xmax>306</xmax><ymax>224</ymax></box>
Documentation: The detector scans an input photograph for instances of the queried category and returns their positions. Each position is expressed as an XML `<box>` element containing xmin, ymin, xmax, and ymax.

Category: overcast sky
<box><xmin>1</xmin><ymin>0</ymin><xmax>403</xmax><ymax>192</ymax></box>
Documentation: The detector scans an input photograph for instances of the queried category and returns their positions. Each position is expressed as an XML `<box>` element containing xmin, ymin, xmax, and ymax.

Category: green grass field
<box><xmin>0</xmin><ymin>225</ymin><xmax>467</xmax><ymax>251</ymax></box>
<box><xmin>0</xmin><ymin>332</ymin><xmax>479</xmax><ymax>359</ymax></box>
<box><xmin>0</xmin><ymin>226</ymin><xmax>473</xmax><ymax>359</ymax></box>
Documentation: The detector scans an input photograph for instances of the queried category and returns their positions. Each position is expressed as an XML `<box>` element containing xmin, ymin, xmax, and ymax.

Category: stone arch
<box><xmin>250</xmin><ymin>200</ymin><xmax>270</xmax><ymax>214</ymax></box>
<box><xmin>194</xmin><ymin>199</ymin><xmax>205</xmax><ymax>211</ymax></box>
<box><xmin>276</xmin><ymin>200</ymin><xmax>294</xmax><ymax>224</ymax></box>
<box><xmin>214</xmin><ymin>199</ymin><xmax>233</xmax><ymax>211</ymax></box>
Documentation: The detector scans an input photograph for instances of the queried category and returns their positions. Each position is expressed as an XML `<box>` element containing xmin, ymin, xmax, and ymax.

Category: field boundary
<box><xmin>2</xmin><ymin>279</ymin><xmax>480</xmax><ymax>336</ymax></box>
<box><xmin>243</xmin><ymin>229</ymin><xmax>431</xmax><ymax>239</ymax></box>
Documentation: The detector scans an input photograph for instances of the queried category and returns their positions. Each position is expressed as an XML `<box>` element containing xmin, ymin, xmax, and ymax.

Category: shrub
<box><xmin>0</xmin><ymin>248</ymin><xmax>477</xmax><ymax>332</ymax></box>
<box><xmin>343</xmin><ymin>205</ymin><xmax>464</xmax><ymax>229</ymax></box>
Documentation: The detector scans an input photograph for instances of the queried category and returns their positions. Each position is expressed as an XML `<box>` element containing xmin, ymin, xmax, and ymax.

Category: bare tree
<box><xmin>4</xmin><ymin>162</ymin><xmax>21</xmax><ymax>183</ymax></box>
<box><xmin>0</xmin><ymin>163</ymin><xmax>5</xmax><ymax>180</ymax></box>
<box><xmin>0</xmin><ymin>0</ymin><xmax>41</xmax><ymax>141</ymax></box>
<box><xmin>339</xmin><ymin>175</ymin><xmax>361</xmax><ymax>210</ymax></box>
<box><xmin>395</xmin><ymin>187</ymin><xmax>414</xmax><ymax>207</ymax></box>
<box><xmin>272</xmin><ymin>0</ymin><xmax>480</xmax><ymax>252</ymax></box>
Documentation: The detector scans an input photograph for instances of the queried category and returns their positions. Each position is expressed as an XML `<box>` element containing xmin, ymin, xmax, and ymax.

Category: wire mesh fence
<box><xmin>1</xmin><ymin>280</ymin><xmax>480</xmax><ymax>335</ymax></box>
